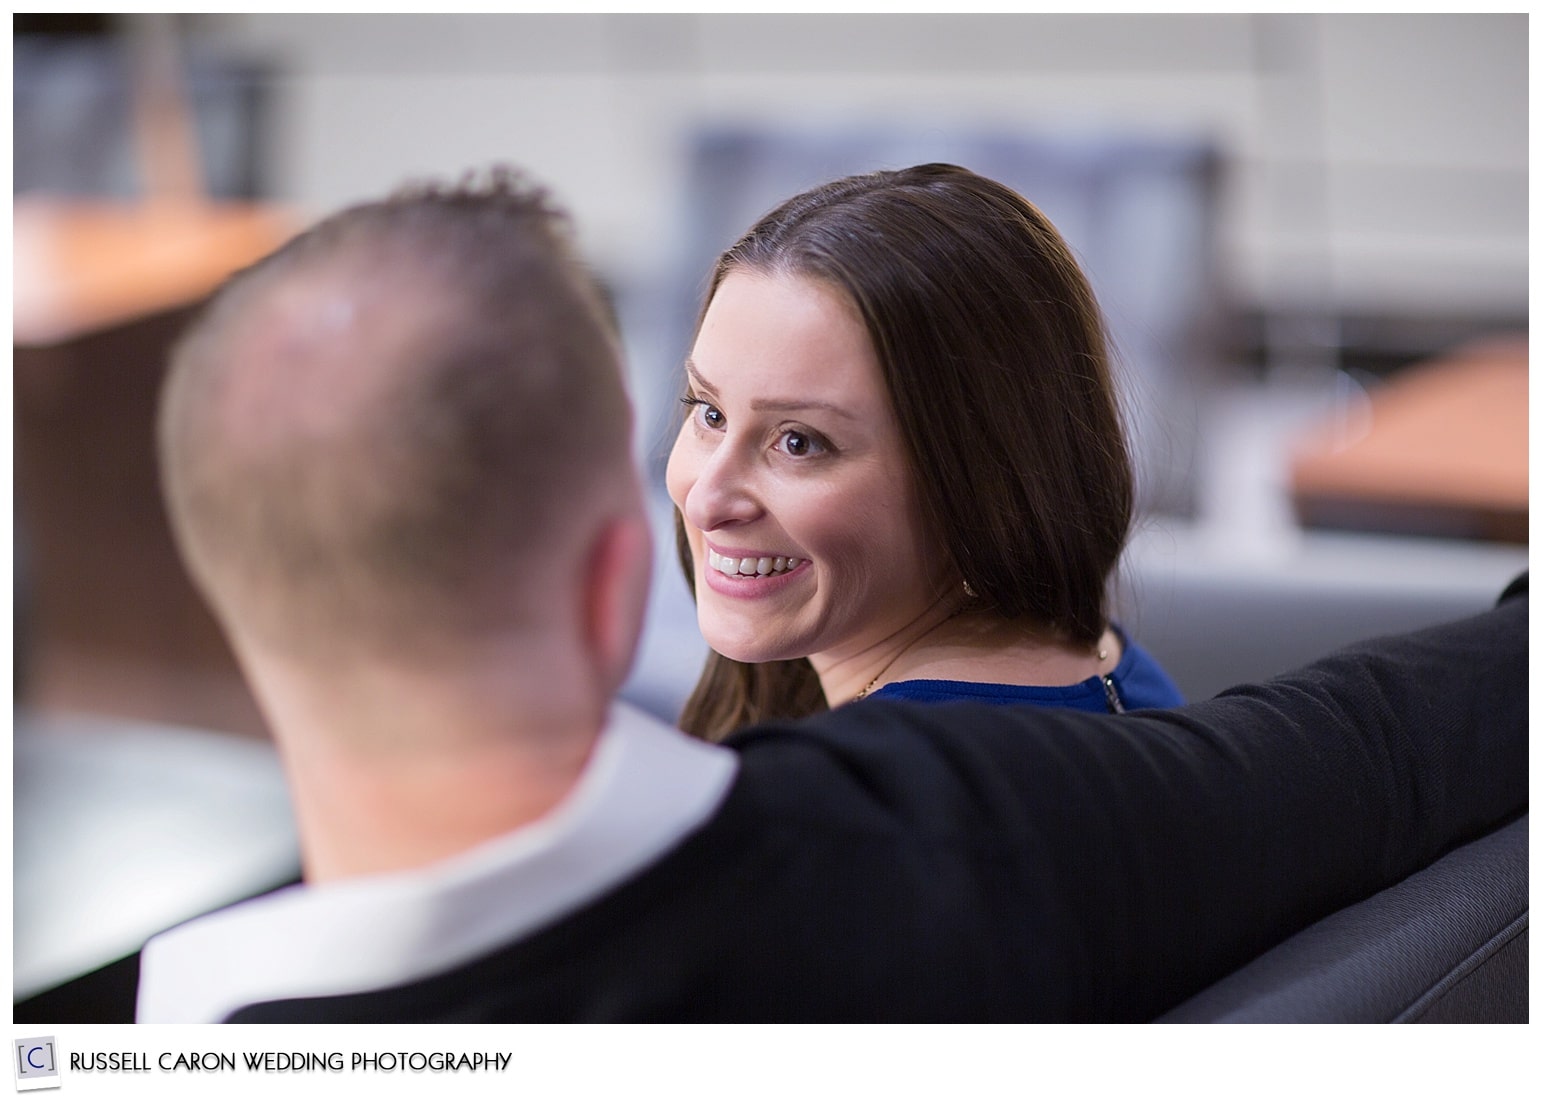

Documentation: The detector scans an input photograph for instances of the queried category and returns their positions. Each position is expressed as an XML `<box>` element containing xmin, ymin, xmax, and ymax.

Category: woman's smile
<box><xmin>706</xmin><ymin>548</ymin><xmax>804</xmax><ymax>579</ymax></box>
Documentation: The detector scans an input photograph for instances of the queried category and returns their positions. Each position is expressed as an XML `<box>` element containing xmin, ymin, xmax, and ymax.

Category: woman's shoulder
<box><xmin>1108</xmin><ymin>630</ymin><xmax>1185</xmax><ymax>709</ymax></box>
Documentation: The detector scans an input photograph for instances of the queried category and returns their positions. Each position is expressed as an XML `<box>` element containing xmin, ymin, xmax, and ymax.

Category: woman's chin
<box><xmin>708</xmin><ymin>641</ymin><xmax>778</xmax><ymax>665</ymax></box>
<box><xmin>701</xmin><ymin>627</ymin><xmax>798</xmax><ymax>667</ymax></box>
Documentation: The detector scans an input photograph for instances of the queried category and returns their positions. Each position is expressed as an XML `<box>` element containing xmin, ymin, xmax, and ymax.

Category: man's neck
<box><xmin>246</xmin><ymin>641</ymin><xmax>606</xmax><ymax>884</ymax></box>
<box><xmin>286</xmin><ymin>727</ymin><xmax>600</xmax><ymax>883</ymax></box>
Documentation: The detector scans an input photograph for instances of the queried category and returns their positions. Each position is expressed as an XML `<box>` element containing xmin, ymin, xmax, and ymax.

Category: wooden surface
<box><xmin>14</xmin><ymin>199</ymin><xmax>294</xmax><ymax>346</ymax></box>
<box><xmin>14</xmin><ymin>201</ymin><xmax>296</xmax><ymax>736</ymax></box>
<box><xmin>1289</xmin><ymin>338</ymin><xmax>1528</xmax><ymax>543</ymax></box>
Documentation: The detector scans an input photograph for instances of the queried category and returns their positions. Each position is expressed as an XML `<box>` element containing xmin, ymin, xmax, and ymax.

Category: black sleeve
<box><xmin>751</xmin><ymin>595</ymin><xmax>1528</xmax><ymax>1019</ymax></box>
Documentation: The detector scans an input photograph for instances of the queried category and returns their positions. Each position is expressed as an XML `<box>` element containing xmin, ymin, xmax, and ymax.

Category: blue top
<box><xmin>865</xmin><ymin>629</ymin><xmax>1183</xmax><ymax>714</ymax></box>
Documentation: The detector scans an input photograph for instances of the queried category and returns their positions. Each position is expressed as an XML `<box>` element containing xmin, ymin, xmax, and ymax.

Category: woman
<box><xmin>665</xmin><ymin>163</ymin><xmax>1182</xmax><ymax>740</ymax></box>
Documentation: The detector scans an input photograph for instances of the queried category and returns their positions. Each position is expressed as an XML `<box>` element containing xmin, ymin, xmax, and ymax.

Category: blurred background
<box><xmin>11</xmin><ymin>12</ymin><xmax>1528</xmax><ymax>1019</ymax></box>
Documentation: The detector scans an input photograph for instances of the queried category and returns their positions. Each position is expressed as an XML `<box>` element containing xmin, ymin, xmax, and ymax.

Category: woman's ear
<box><xmin>582</xmin><ymin>510</ymin><xmax>654</xmax><ymax>694</ymax></box>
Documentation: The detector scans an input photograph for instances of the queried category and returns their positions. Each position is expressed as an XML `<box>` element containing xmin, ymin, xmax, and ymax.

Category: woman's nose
<box><xmin>670</xmin><ymin>441</ymin><xmax>763</xmax><ymax>532</ymax></box>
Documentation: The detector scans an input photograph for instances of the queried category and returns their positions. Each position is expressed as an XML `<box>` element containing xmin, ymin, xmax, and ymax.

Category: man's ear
<box><xmin>582</xmin><ymin>511</ymin><xmax>654</xmax><ymax>694</ymax></box>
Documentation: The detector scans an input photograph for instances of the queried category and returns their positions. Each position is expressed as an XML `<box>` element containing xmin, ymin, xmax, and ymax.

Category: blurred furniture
<box><xmin>13</xmin><ymin>711</ymin><xmax>301</xmax><ymax>1021</ymax></box>
<box><xmin>1160</xmin><ymin>815</ymin><xmax>1528</xmax><ymax>1022</ymax></box>
<box><xmin>14</xmin><ymin>199</ymin><xmax>294</xmax><ymax>736</ymax></box>
<box><xmin>1114</xmin><ymin>522</ymin><xmax>1527</xmax><ymax>702</ymax></box>
<box><xmin>1111</xmin><ymin>339</ymin><xmax>1528</xmax><ymax>703</ymax></box>
<box><xmin>14</xmin><ymin>199</ymin><xmax>291</xmax><ymax>344</ymax></box>
<box><xmin>1289</xmin><ymin>338</ymin><xmax>1528</xmax><ymax>542</ymax></box>
<box><xmin>15</xmin><ymin>14</ymin><xmax>289</xmax><ymax>735</ymax></box>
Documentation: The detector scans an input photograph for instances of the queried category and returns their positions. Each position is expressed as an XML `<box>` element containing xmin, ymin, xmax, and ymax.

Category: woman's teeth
<box><xmin>708</xmin><ymin>549</ymin><xmax>802</xmax><ymax>578</ymax></box>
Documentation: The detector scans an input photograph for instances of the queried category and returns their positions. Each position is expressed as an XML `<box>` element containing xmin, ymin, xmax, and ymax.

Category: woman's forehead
<box><xmin>691</xmin><ymin>270</ymin><xmax>883</xmax><ymax>404</ymax></box>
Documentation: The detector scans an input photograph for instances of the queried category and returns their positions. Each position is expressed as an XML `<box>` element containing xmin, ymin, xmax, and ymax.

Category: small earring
<box><xmin>962</xmin><ymin>580</ymin><xmax>978</xmax><ymax>599</ymax></box>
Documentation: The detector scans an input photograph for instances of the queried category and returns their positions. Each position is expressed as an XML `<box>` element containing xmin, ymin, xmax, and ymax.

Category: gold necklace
<box><xmin>852</xmin><ymin>604</ymin><xmax>970</xmax><ymax>701</ymax></box>
<box><xmin>856</xmin><ymin>639</ymin><xmax>1111</xmax><ymax>701</ymax></box>
<box><xmin>853</xmin><ymin>647</ymin><xmax>910</xmax><ymax>701</ymax></box>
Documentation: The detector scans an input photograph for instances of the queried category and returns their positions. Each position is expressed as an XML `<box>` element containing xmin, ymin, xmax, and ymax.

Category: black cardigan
<box><xmin>229</xmin><ymin>590</ymin><xmax>1528</xmax><ymax>1021</ymax></box>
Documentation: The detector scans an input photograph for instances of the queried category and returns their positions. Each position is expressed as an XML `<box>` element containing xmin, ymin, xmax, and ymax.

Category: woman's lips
<box><xmin>702</xmin><ymin>547</ymin><xmax>808</xmax><ymax>599</ymax></box>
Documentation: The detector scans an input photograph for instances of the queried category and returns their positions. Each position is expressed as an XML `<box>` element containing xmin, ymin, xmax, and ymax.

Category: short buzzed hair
<box><xmin>159</xmin><ymin>168</ymin><xmax>632</xmax><ymax>656</ymax></box>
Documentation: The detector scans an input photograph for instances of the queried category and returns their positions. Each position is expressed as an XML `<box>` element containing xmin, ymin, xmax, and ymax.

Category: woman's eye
<box><xmin>680</xmin><ymin>396</ymin><xmax>724</xmax><ymax>430</ymax></box>
<box><xmin>778</xmin><ymin>430</ymin><xmax>824</xmax><ymax>457</ymax></box>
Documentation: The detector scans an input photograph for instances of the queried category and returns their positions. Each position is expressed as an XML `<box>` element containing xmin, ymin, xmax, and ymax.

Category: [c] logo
<box><xmin>13</xmin><ymin>1038</ymin><xmax>61</xmax><ymax>1091</ymax></box>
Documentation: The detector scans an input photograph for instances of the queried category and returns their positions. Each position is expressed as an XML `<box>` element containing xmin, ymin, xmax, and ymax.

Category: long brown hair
<box><xmin>677</xmin><ymin>163</ymin><xmax>1132</xmax><ymax>739</ymax></box>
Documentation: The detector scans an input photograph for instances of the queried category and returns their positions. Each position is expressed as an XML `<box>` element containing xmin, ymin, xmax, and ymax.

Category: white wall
<box><xmin>203</xmin><ymin>12</ymin><xmax>1526</xmax><ymax>319</ymax></box>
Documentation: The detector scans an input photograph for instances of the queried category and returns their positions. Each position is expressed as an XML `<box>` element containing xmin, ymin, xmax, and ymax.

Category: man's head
<box><xmin>159</xmin><ymin>169</ymin><xmax>646</xmax><ymax>682</ymax></box>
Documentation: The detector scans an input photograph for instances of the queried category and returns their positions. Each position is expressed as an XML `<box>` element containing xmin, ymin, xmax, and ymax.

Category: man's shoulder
<box><xmin>217</xmin><ymin>709</ymin><xmax>1066</xmax><ymax>1023</ymax></box>
<box><xmin>221</xmin><ymin>760</ymin><xmax>1027</xmax><ymax>1021</ymax></box>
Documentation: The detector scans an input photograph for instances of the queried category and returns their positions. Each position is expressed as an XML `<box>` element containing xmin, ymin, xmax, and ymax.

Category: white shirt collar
<box><xmin>136</xmin><ymin>703</ymin><xmax>738</xmax><ymax>1023</ymax></box>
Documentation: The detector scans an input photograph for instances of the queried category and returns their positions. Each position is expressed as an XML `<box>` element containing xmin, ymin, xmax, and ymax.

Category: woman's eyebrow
<box><xmin>684</xmin><ymin>361</ymin><xmax>860</xmax><ymax>421</ymax></box>
<box><xmin>752</xmin><ymin>396</ymin><xmax>860</xmax><ymax>421</ymax></box>
<box><xmin>683</xmin><ymin>360</ymin><xmax>718</xmax><ymax>397</ymax></box>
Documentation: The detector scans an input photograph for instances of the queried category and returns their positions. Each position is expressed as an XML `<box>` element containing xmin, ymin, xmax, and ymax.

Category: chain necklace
<box><xmin>854</xmin><ymin>635</ymin><xmax>1111</xmax><ymax>703</ymax></box>
<box><xmin>851</xmin><ymin>603</ymin><xmax>972</xmax><ymax>701</ymax></box>
<box><xmin>852</xmin><ymin>645</ymin><xmax>915</xmax><ymax>701</ymax></box>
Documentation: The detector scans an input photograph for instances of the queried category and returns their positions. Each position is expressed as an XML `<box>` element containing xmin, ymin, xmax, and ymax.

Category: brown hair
<box><xmin>159</xmin><ymin>168</ymin><xmax>629</xmax><ymax>657</ymax></box>
<box><xmin>677</xmin><ymin>163</ymin><xmax>1133</xmax><ymax>739</ymax></box>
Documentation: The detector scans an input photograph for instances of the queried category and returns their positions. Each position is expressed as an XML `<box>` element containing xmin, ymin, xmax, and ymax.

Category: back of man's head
<box><xmin>159</xmin><ymin>169</ymin><xmax>635</xmax><ymax>665</ymax></box>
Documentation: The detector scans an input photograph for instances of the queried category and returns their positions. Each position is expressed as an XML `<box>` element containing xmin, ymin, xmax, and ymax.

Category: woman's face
<box><xmin>665</xmin><ymin>269</ymin><xmax>951</xmax><ymax>675</ymax></box>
